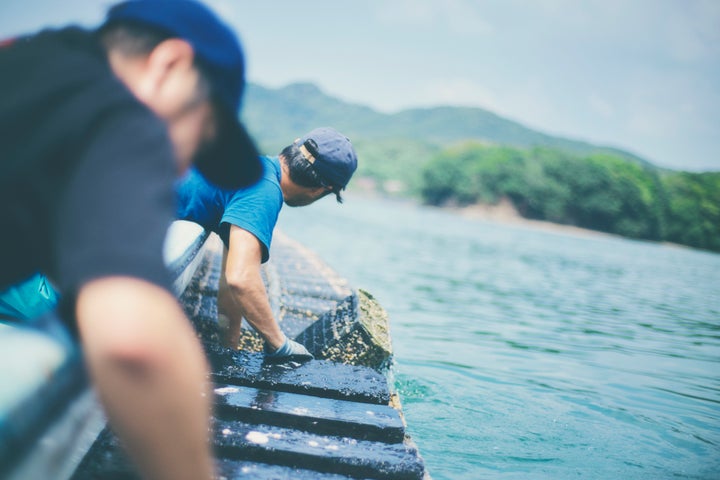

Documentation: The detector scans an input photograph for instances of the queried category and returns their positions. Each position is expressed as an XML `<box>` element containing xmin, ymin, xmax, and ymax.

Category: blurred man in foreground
<box><xmin>0</xmin><ymin>1</ymin><xmax>261</xmax><ymax>478</ymax></box>
<box><xmin>176</xmin><ymin>127</ymin><xmax>358</xmax><ymax>360</ymax></box>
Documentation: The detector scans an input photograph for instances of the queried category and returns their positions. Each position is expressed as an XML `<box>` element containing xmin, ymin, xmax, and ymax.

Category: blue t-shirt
<box><xmin>175</xmin><ymin>156</ymin><xmax>283</xmax><ymax>262</ymax></box>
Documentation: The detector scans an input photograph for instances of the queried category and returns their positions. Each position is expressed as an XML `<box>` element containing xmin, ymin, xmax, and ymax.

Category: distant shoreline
<box><xmin>451</xmin><ymin>197</ymin><xmax>614</xmax><ymax>239</ymax></box>
<box><xmin>448</xmin><ymin>198</ymin><xmax>697</xmax><ymax>251</ymax></box>
<box><xmin>348</xmin><ymin>188</ymin><xmax>612</xmax><ymax>238</ymax></box>
<box><xmin>348</xmin><ymin>188</ymin><xmax>696</xmax><ymax>250</ymax></box>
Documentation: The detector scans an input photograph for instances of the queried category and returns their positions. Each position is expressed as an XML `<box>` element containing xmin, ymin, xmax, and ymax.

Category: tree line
<box><xmin>420</xmin><ymin>143</ymin><xmax>720</xmax><ymax>252</ymax></box>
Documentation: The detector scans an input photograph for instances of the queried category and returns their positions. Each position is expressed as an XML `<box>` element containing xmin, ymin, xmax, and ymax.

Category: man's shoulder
<box><xmin>224</xmin><ymin>156</ymin><xmax>282</xmax><ymax>210</ymax></box>
<box><xmin>1</xmin><ymin>26</ymin><xmax>144</xmax><ymax>132</ymax></box>
<box><xmin>178</xmin><ymin>156</ymin><xmax>282</xmax><ymax>215</ymax></box>
<box><xmin>0</xmin><ymin>26</ymin><xmax>163</xmax><ymax>181</ymax></box>
<box><xmin>2</xmin><ymin>27</ymin><xmax>109</xmax><ymax>86</ymax></box>
<box><xmin>260</xmin><ymin>155</ymin><xmax>279</xmax><ymax>167</ymax></box>
<box><xmin>177</xmin><ymin>168</ymin><xmax>209</xmax><ymax>189</ymax></box>
<box><xmin>234</xmin><ymin>156</ymin><xmax>281</xmax><ymax>198</ymax></box>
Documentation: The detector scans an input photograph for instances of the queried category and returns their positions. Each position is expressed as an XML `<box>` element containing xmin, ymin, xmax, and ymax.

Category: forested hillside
<box><xmin>421</xmin><ymin>144</ymin><xmax>719</xmax><ymax>252</ymax></box>
<box><xmin>242</xmin><ymin>82</ymin><xmax>719</xmax><ymax>252</ymax></box>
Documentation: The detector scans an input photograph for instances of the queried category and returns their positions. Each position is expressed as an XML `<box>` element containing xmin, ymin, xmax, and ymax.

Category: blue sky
<box><xmin>1</xmin><ymin>0</ymin><xmax>718</xmax><ymax>171</ymax></box>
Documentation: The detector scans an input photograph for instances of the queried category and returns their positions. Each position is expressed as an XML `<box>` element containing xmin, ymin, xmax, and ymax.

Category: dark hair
<box><xmin>280</xmin><ymin>144</ymin><xmax>343</xmax><ymax>203</ymax></box>
<box><xmin>97</xmin><ymin>20</ymin><xmax>212</xmax><ymax>109</ymax></box>
<box><xmin>97</xmin><ymin>20</ymin><xmax>171</xmax><ymax>56</ymax></box>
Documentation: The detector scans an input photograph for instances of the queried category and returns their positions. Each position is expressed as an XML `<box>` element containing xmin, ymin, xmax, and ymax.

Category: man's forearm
<box><xmin>218</xmin><ymin>269</ymin><xmax>285</xmax><ymax>349</ymax></box>
<box><xmin>76</xmin><ymin>277</ymin><xmax>214</xmax><ymax>480</ymax></box>
<box><xmin>221</xmin><ymin>226</ymin><xmax>286</xmax><ymax>350</ymax></box>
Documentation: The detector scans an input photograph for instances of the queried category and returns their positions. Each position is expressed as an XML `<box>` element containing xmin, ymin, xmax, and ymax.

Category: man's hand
<box><xmin>264</xmin><ymin>335</ymin><xmax>314</xmax><ymax>362</ymax></box>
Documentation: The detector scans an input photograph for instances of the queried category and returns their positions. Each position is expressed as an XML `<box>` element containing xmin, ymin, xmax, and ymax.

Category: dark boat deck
<box><xmin>70</xmin><ymin>229</ymin><xmax>430</xmax><ymax>479</ymax></box>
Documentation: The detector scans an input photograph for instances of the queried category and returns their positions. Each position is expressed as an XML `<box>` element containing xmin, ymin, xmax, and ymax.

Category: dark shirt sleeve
<box><xmin>53</xmin><ymin>104</ymin><xmax>176</xmax><ymax>297</ymax></box>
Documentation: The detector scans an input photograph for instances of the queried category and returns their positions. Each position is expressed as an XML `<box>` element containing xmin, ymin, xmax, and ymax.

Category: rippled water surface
<box><xmin>277</xmin><ymin>194</ymin><xmax>720</xmax><ymax>480</ymax></box>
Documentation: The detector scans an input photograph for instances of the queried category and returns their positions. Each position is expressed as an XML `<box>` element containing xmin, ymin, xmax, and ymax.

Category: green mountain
<box><xmin>241</xmin><ymin>81</ymin><xmax>650</xmax><ymax>169</ymax></box>
<box><xmin>241</xmin><ymin>82</ymin><xmax>718</xmax><ymax>252</ymax></box>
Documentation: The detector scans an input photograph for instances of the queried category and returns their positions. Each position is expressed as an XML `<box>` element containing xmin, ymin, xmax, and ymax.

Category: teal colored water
<box><xmin>277</xmin><ymin>194</ymin><xmax>720</xmax><ymax>480</ymax></box>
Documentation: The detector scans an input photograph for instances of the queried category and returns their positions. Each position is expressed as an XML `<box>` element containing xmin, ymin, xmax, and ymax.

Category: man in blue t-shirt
<box><xmin>176</xmin><ymin>127</ymin><xmax>358</xmax><ymax>361</ymax></box>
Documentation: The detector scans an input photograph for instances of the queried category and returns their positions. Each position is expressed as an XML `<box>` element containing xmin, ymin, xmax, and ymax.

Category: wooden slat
<box><xmin>214</xmin><ymin>384</ymin><xmax>405</xmax><ymax>443</ymax></box>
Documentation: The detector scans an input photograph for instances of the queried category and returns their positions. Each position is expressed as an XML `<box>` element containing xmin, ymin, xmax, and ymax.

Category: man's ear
<box><xmin>140</xmin><ymin>38</ymin><xmax>195</xmax><ymax>97</ymax></box>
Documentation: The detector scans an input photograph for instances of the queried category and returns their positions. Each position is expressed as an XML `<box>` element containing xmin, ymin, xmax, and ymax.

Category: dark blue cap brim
<box><xmin>193</xmin><ymin>108</ymin><xmax>262</xmax><ymax>189</ymax></box>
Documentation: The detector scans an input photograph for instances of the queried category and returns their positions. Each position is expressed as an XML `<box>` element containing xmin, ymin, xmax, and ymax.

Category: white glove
<box><xmin>264</xmin><ymin>336</ymin><xmax>314</xmax><ymax>362</ymax></box>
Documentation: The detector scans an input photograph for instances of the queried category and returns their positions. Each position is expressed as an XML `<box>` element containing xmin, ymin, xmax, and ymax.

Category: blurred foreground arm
<box><xmin>76</xmin><ymin>277</ymin><xmax>214</xmax><ymax>480</ymax></box>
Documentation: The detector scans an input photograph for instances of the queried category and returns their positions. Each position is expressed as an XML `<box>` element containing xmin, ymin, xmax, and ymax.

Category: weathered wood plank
<box><xmin>214</xmin><ymin>420</ymin><xmax>426</xmax><ymax>480</ymax></box>
<box><xmin>206</xmin><ymin>344</ymin><xmax>391</xmax><ymax>406</ymax></box>
<box><xmin>213</xmin><ymin>384</ymin><xmax>405</xmax><ymax>443</ymax></box>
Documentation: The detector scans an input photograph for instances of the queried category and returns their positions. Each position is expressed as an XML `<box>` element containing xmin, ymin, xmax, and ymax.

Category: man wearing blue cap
<box><xmin>0</xmin><ymin>1</ymin><xmax>260</xmax><ymax>478</ymax></box>
<box><xmin>176</xmin><ymin>127</ymin><xmax>358</xmax><ymax>359</ymax></box>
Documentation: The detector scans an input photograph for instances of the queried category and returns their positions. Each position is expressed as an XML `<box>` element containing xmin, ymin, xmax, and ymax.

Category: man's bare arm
<box><xmin>218</xmin><ymin>225</ymin><xmax>285</xmax><ymax>349</ymax></box>
<box><xmin>76</xmin><ymin>276</ymin><xmax>214</xmax><ymax>480</ymax></box>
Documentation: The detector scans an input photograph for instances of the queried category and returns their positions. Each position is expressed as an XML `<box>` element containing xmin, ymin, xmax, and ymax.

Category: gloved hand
<box><xmin>264</xmin><ymin>336</ymin><xmax>314</xmax><ymax>362</ymax></box>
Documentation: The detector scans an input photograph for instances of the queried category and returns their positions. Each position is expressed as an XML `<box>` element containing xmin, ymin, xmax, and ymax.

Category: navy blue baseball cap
<box><xmin>104</xmin><ymin>0</ymin><xmax>261</xmax><ymax>189</ymax></box>
<box><xmin>298</xmin><ymin>127</ymin><xmax>358</xmax><ymax>190</ymax></box>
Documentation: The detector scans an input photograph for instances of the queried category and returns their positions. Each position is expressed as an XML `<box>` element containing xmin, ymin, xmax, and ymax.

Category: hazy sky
<box><xmin>1</xmin><ymin>0</ymin><xmax>718</xmax><ymax>171</ymax></box>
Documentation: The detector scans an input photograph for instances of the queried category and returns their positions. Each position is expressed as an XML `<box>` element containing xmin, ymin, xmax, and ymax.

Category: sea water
<box><xmin>277</xmin><ymin>194</ymin><xmax>720</xmax><ymax>480</ymax></box>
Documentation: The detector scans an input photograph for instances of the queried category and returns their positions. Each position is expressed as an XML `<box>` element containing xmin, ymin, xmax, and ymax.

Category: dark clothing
<box><xmin>0</xmin><ymin>27</ymin><xmax>175</xmax><ymax>309</ymax></box>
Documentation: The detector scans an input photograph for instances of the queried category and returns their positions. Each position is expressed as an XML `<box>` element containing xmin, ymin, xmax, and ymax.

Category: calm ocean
<box><xmin>277</xmin><ymin>194</ymin><xmax>720</xmax><ymax>480</ymax></box>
